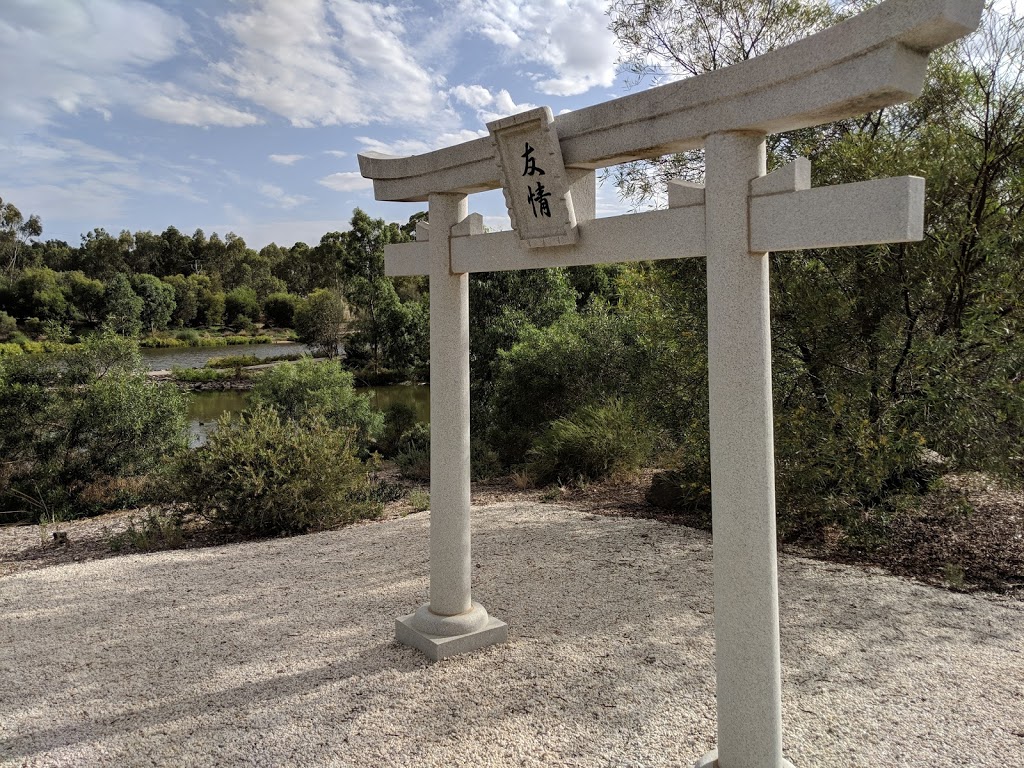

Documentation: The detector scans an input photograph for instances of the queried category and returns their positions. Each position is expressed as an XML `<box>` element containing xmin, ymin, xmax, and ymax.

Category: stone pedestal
<box><xmin>396</xmin><ymin>602</ymin><xmax>508</xmax><ymax>661</ymax></box>
<box><xmin>695</xmin><ymin>749</ymin><xmax>795</xmax><ymax>768</ymax></box>
<box><xmin>394</xmin><ymin>192</ymin><xmax>507</xmax><ymax>660</ymax></box>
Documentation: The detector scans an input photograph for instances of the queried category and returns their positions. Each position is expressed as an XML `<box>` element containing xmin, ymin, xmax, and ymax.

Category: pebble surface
<box><xmin>1</xmin><ymin>502</ymin><xmax>1021</xmax><ymax>767</ymax></box>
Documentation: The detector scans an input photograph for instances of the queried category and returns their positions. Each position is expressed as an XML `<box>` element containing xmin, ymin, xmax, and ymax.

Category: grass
<box><xmin>107</xmin><ymin>510</ymin><xmax>185</xmax><ymax>553</ymax></box>
<box><xmin>408</xmin><ymin>490</ymin><xmax>430</xmax><ymax>512</ymax></box>
<box><xmin>140</xmin><ymin>332</ymin><xmax>279</xmax><ymax>349</ymax></box>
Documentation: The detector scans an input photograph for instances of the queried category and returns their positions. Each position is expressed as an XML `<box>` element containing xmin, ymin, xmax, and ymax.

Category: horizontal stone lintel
<box><xmin>749</xmin><ymin>176</ymin><xmax>925</xmax><ymax>252</ymax></box>
<box><xmin>384</xmin><ymin>206</ymin><xmax>707</xmax><ymax>276</ymax></box>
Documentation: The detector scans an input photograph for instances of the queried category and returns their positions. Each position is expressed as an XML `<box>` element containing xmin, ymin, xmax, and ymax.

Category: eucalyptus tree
<box><xmin>605</xmin><ymin>1</ymin><xmax>1024</xmax><ymax>512</ymax></box>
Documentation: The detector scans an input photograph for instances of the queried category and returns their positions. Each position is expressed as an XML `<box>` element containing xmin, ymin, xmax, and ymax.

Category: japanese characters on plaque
<box><xmin>488</xmin><ymin>107</ymin><xmax>578</xmax><ymax>248</ymax></box>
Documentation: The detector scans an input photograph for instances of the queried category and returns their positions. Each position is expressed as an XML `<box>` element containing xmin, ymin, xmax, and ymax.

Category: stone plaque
<box><xmin>488</xmin><ymin>107</ymin><xmax>578</xmax><ymax>248</ymax></box>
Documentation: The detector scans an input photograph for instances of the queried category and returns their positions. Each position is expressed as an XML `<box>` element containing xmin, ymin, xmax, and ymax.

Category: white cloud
<box><xmin>211</xmin><ymin>0</ymin><xmax>452</xmax><ymax>128</ymax></box>
<box><xmin>269</xmin><ymin>154</ymin><xmax>305</xmax><ymax>165</ymax></box>
<box><xmin>0</xmin><ymin>0</ymin><xmax>185</xmax><ymax>128</ymax></box>
<box><xmin>323</xmin><ymin>150</ymin><xmax>348</xmax><ymax>158</ymax></box>
<box><xmin>258</xmin><ymin>182</ymin><xmax>311</xmax><ymax>209</ymax></box>
<box><xmin>455</xmin><ymin>0</ymin><xmax>618</xmax><ymax>96</ymax></box>
<box><xmin>139</xmin><ymin>87</ymin><xmax>263</xmax><ymax>127</ymax></box>
<box><xmin>448</xmin><ymin>85</ymin><xmax>537</xmax><ymax>126</ymax></box>
<box><xmin>356</xmin><ymin>129</ymin><xmax>487</xmax><ymax>158</ymax></box>
<box><xmin>318</xmin><ymin>172</ymin><xmax>374</xmax><ymax>192</ymax></box>
<box><xmin>451</xmin><ymin>84</ymin><xmax>494</xmax><ymax>110</ymax></box>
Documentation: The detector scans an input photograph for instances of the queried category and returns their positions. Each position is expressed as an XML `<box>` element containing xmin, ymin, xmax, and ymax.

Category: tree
<box><xmin>294</xmin><ymin>289</ymin><xmax>347</xmax><ymax>358</ymax></box>
<box><xmin>263</xmin><ymin>291</ymin><xmax>299</xmax><ymax>328</ymax></box>
<box><xmin>10</xmin><ymin>267</ymin><xmax>68</xmax><ymax>322</ymax></box>
<box><xmin>62</xmin><ymin>271</ymin><xmax>106</xmax><ymax>325</ymax></box>
<box><xmin>0</xmin><ymin>196</ymin><xmax>42</xmax><ymax>274</ymax></box>
<box><xmin>602</xmin><ymin>1</ymin><xmax>1024</xmax><ymax>524</ymax></box>
<box><xmin>131</xmin><ymin>274</ymin><xmax>177</xmax><ymax>333</ymax></box>
<box><xmin>224</xmin><ymin>286</ymin><xmax>260</xmax><ymax>326</ymax></box>
<box><xmin>103</xmin><ymin>273</ymin><xmax>143</xmax><ymax>336</ymax></box>
<box><xmin>161</xmin><ymin>274</ymin><xmax>199</xmax><ymax>327</ymax></box>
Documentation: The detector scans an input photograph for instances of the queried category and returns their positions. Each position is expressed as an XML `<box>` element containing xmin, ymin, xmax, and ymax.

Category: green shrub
<box><xmin>224</xmin><ymin>334</ymin><xmax>274</xmax><ymax>345</ymax></box>
<box><xmin>108</xmin><ymin>509</ymin><xmax>185</xmax><ymax>552</ymax></box>
<box><xmin>0</xmin><ymin>342</ymin><xmax>23</xmax><ymax>357</ymax></box>
<box><xmin>0</xmin><ymin>334</ymin><xmax>188</xmax><ymax>520</ymax></box>
<box><xmin>249</xmin><ymin>358</ymin><xmax>382</xmax><ymax>451</ymax></box>
<box><xmin>0</xmin><ymin>311</ymin><xmax>17</xmax><ymax>341</ymax></box>
<box><xmin>205</xmin><ymin>354</ymin><xmax>260</xmax><ymax>369</ymax></box>
<box><xmin>396</xmin><ymin>440</ymin><xmax>431</xmax><ymax>481</ymax></box>
<box><xmin>527</xmin><ymin>399</ymin><xmax>655</xmax><ymax>485</ymax></box>
<box><xmin>171</xmin><ymin>367</ymin><xmax>237</xmax><ymax>383</ymax></box>
<box><xmin>174</xmin><ymin>329</ymin><xmax>201</xmax><ymax>345</ymax></box>
<box><xmin>263</xmin><ymin>292</ymin><xmax>299</xmax><ymax>328</ymax></box>
<box><xmin>408</xmin><ymin>490</ymin><xmax>430</xmax><ymax>512</ymax></box>
<box><xmin>171</xmin><ymin>406</ymin><xmax>380</xmax><ymax>536</ymax></box>
<box><xmin>485</xmin><ymin>308</ymin><xmax>648</xmax><ymax>466</ymax></box>
<box><xmin>378</xmin><ymin>402</ymin><xmax>419</xmax><ymax>457</ymax></box>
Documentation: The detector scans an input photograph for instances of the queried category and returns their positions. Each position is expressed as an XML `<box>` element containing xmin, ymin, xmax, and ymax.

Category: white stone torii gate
<box><xmin>358</xmin><ymin>2</ymin><xmax>983</xmax><ymax>767</ymax></box>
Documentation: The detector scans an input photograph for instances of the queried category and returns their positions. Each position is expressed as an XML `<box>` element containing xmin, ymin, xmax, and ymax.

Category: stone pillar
<box><xmin>394</xmin><ymin>192</ymin><xmax>507</xmax><ymax>661</ymax></box>
<box><xmin>698</xmin><ymin>133</ymin><xmax>792</xmax><ymax>768</ymax></box>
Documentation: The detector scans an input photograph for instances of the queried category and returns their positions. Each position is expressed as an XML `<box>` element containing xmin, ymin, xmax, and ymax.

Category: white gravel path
<box><xmin>2</xmin><ymin>502</ymin><xmax>1022</xmax><ymax>767</ymax></box>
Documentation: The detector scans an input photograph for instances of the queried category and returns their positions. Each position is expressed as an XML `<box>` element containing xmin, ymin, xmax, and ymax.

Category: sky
<box><xmin>0</xmin><ymin>0</ymin><xmax>637</xmax><ymax>250</ymax></box>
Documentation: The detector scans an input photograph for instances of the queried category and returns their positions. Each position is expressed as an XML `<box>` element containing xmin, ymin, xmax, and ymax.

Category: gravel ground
<box><xmin>2</xmin><ymin>502</ymin><xmax>1022</xmax><ymax>767</ymax></box>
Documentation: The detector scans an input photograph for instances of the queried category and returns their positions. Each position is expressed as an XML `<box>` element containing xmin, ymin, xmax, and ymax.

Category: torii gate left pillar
<box><xmin>393</xmin><ymin>193</ymin><xmax>508</xmax><ymax>661</ymax></box>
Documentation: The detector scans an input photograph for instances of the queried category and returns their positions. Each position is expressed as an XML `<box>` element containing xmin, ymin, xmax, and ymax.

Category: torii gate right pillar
<box><xmin>699</xmin><ymin>132</ymin><xmax>791</xmax><ymax>768</ymax></box>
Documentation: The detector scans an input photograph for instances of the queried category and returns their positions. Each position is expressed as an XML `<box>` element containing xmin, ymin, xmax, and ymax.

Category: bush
<box><xmin>378</xmin><ymin>402</ymin><xmax>419</xmax><ymax>457</ymax></box>
<box><xmin>205</xmin><ymin>354</ymin><xmax>260</xmax><ymax>369</ymax></box>
<box><xmin>223</xmin><ymin>334</ymin><xmax>274</xmax><ymax>345</ymax></box>
<box><xmin>294</xmin><ymin>289</ymin><xmax>346</xmax><ymax>358</ymax></box>
<box><xmin>0</xmin><ymin>311</ymin><xmax>17</xmax><ymax>341</ymax></box>
<box><xmin>249</xmin><ymin>358</ymin><xmax>382</xmax><ymax>451</ymax></box>
<box><xmin>486</xmin><ymin>308</ymin><xmax>648</xmax><ymax>465</ymax></box>
<box><xmin>391</xmin><ymin>428</ymin><xmax>499</xmax><ymax>482</ymax></box>
<box><xmin>225</xmin><ymin>286</ymin><xmax>260</xmax><ymax>326</ymax></box>
<box><xmin>395</xmin><ymin>427</ymin><xmax>431</xmax><ymax>481</ymax></box>
<box><xmin>171</xmin><ymin>406</ymin><xmax>380</xmax><ymax>536</ymax></box>
<box><xmin>0</xmin><ymin>334</ymin><xmax>188</xmax><ymax>520</ymax></box>
<box><xmin>263</xmin><ymin>292</ymin><xmax>299</xmax><ymax>328</ymax></box>
<box><xmin>527</xmin><ymin>399</ymin><xmax>655</xmax><ymax>485</ymax></box>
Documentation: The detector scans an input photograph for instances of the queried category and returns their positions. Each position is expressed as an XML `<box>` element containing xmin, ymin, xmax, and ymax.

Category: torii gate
<box><xmin>358</xmin><ymin>1</ymin><xmax>983</xmax><ymax>766</ymax></box>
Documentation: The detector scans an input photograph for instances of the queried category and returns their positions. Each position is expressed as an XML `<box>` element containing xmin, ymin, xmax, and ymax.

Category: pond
<box><xmin>187</xmin><ymin>384</ymin><xmax>429</xmax><ymax>447</ymax></box>
<box><xmin>141</xmin><ymin>342</ymin><xmax>309</xmax><ymax>371</ymax></box>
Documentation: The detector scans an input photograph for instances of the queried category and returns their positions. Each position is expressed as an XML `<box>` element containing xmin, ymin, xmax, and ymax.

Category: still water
<box><xmin>141</xmin><ymin>342</ymin><xmax>309</xmax><ymax>371</ymax></box>
<box><xmin>187</xmin><ymin>384</ymin><xmax>429</xmax><ymax>446</ymax></box>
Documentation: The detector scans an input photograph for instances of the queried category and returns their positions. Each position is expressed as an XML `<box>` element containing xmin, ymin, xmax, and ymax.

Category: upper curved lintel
<box><xmin>358</xmin><ymin>0</ymin><xmax>983</xmax><ymax>202</ymax></box>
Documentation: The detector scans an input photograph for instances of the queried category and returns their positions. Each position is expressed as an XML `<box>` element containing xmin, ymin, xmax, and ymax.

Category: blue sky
<box><xmin>0</xmin><ymin>0</ymin><xmax>636</xmax><ymax>250</ymax></box>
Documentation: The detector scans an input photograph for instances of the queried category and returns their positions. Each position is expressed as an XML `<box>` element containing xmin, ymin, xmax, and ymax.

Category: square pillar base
<box><xmin>396</xmin><ymin>614</ymin><xmax>508</xmax><ymax>661</ymax></box>
<box><xmin>695</xmin><ymin>749</ymin><xmax>795</xmax><ymax>768</ymax></box>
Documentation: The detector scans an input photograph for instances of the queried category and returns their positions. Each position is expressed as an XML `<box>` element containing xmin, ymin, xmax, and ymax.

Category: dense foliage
<box><xmin>171</xmin><ymin>406</ymin><xmax>380</xmax><ymax>537</ymax></box>
<box><xmin>249</xmin><ymin>358</ymin><xmax>383</xmax><ymax>452</ymax></box>
<box><xmin>2</xmin><ymin>2</ymin><xmax>1022</xmax><ymax>552</ymax></box>
<box><xmin>0</xmin><ymin>334</ymin><xmax>187</xmax><ymax>521</ymax></box>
